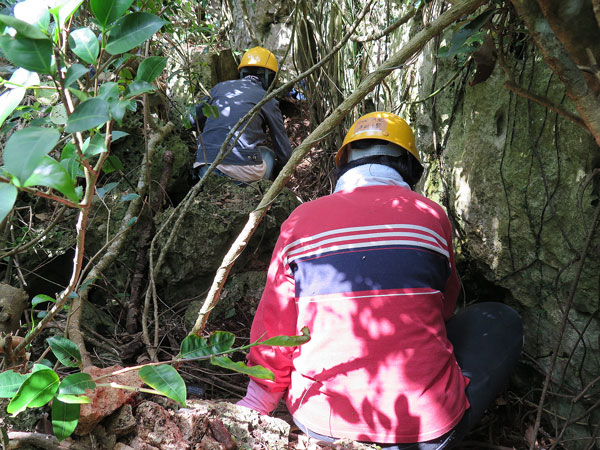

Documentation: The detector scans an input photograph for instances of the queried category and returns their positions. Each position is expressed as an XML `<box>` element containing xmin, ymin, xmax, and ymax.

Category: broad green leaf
<box><xmin>51</xmin><ymin>399</ymin><xmax>79</xmax><ymax>442</ymax></box>
<box><xmin>135</xmin><ymin>56</ymin><xmax>166</xmax><ymax>83</ymax></box>
<box><xmin>14</xmin><ymin>0</ymin><xmax>50</xmax><ymax>35</ymax></box>
<box><xmin>83</xmin><ymin>133</ymin><xmax>107</xmax><ymax>157</ymax></box>
<box><xmin>105</xmin><ymin>12</ymin><xmax>166</xmax><ymax>55</ymax></box>
<box><xmin>138</xmin><ymin>365</ymin><xmax>186</xmax><ymax>406</ymax></box>
<box><xmin>180</xmin><ymin>331</ymin><xmax>235</xmax><ymax>359</ymax></box>
<box><xmin>120</xmin><ymin>193</ymin><xmax>139</xmax><ymax>201</ymax></box>
<box><xmin>64</xmin><ymin>97</ymin><xmax>109</xmax><ymax>133</ymax></box>
<box><xmin>0</xmin><ymin>183</ymin><xmax>17</xmax><ymax>224</ymax></box>
<box><xmin>0</xmin><ymin>14</ymin><xmax>47</xmax><ymax>39</ymax></box>
<box><xmin>441</xmin><ymin>10</ymin><xmax>495</xmax><ymax>58</ymax></box>
<box><xmin>9</xmin><ymin>68</ymin><xmax>40</xmax><ymax>87</ymax></box>
<box><xmin>210</xmin><ymin>356</ymin><xmax>275</xmax><ymax>381</ymax></box>
<box><xmin>31</xmin><ymin>294</ymin><xmax>56</xmax><ymax>307</ymax></box>
<box><xmin>0</xmin><ymin>88</ymin><xmax>25</xmax><ymax>129</ymax></box>
<box><xmin>90</xmin><ymin>0</ymin><xmax>134</xmax><ymax>29</ymax></box>
<box><xmin>46</xmin><ymin>336</ymin><xmax>82</xmax><ymax>368</ymax></box>
<box><xmin>64</xmin><ymin>64</ymin><xmax>88</xmax><ymax>88</ymax></box>
<box><xmin>101</xmin><ymin>155</ymin><xmax>123</xmax><ymax>174</ymax></box>
<box><xmin>50</xmin><ymin>103</ymin><xmax>68</xmax><ymax>125</ymax></box>
<box><xmin>55</xmin><ymin>394</ymin><xmax>90</xmax><ymax>404</ymax></box>
<box><xmin>111</xmin><ymin>130</ymin><xmax>129</xmax><ymax>141</ymax></box>
<box><xmin>7</xmin><ymin>369</ymin><xmax>59</xmax><ymax>415</ymax></box>
<box><xmin>67</xmin><ymin>87</ymin><xmax>88</xmax><ymax>102</ymax></box>
<box><xmin>123</xmin><ymin>80</ymin><xmax>155</xmax><ymax>99</ymax></box>
<box><xmin>58</xmin><ymin>373</ymin><xmax>95</xmax><ymax>395</ymax></box>
<box><xmin>24</xmin><ymin>156</ymin><xmax>80</xmax><ymax>203</ymax></box>
<box><xmin>0</xmin><ymin>35</ymin><xmax>55</xmax><ymax>74</ymax></box>
<box><xmin>2</xmin><ymin>127</ymin><xmax>60</xmax><ymax>184</ymax></box>
<box><xmin>108</xmin><ymin>98</ymin><xmax>134</xmax><ymax>123</ymax></box>
<box><xmin>68</xmin><ymin>28</ymin><xmax>99</xmax><ymax>65</ymax></box>
<box><xmin>259</xmin><ymin>326</ymin><xmax>311</xmax><ymax>347</ymax></box>
<box><xmin>96</xmin><ymin>181</ymin><xmax>119</xmax><ymax>198</ymax></box>
<box><xmin>50</xmin><ymin>0</ymin><xmax>84</xmax><ymax>29</ymax></box>
<box><xmin>60</xmin><ymin>141</ymin><xmax>82</xmax><ymax>180</ymax></box>
<box><xmin>0</xmin><ymin>370</ymin><xmax>28</xmax><ymax>398</ymax></box>
<box><xmin>98</xmin><ymin>82</ymin><xmax>119</xmax><ymax>101</ymax></box>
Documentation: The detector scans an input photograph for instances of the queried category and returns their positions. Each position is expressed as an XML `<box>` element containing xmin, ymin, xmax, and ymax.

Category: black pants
<box><xmin>294</xmin><ymin>302</ymin><xmax>524</xmax><ymax>449</ymax></box>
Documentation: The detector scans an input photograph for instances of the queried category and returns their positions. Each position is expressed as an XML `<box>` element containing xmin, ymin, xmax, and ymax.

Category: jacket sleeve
<box><xmin>441</xmin><ymin>212</ymin><xmax>460</xmax><ymax>320</ymax></box>
<box><xmin>263</xmin><ymin>99</ymin><xmax>293</xmax><ymax>164</ymax></box>
<box><xmin>246</xmin><ymin>221</ymin><xmax>298</xmax><ymax>394</ymax></box>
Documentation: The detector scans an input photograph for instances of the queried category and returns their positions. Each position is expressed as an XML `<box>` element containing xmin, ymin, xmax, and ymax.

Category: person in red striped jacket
<box><xmin>238</xmin><ymin>112</ymin><xmax>523</xmax><ymax>450</ymax></box>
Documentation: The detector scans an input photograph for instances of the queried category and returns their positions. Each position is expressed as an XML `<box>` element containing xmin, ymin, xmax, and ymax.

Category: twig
<box><xmin>503</xmin><ymin>80</ymin><xmax>588</xmax><ymax>131</ymax></box>
<box><xmin>190</xmin><ymin>0</ymin><xmax>488</xmax><ymax>335</ymax></box>
<box><xmin>351</xmin><ymin>4</ymin><xmax>419</xmax><ymax>43</ymax></box>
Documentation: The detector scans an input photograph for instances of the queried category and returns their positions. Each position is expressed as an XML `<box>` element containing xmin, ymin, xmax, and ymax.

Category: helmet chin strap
<box><xmin>347</xmin><ymin>144</ymin><xmax>403</xmax><ymax>163</ymax></box>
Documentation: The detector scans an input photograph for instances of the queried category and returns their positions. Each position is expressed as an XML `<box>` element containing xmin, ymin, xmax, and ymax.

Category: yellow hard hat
<box><xmin>238</xmin><ymin>47</ymin><xmax>278</xmax><ymax>73</ymax></box>
<box><xmin>335</xmin><ymin>111</ymin><xmax>419</xmax><ymax>167</ymax></box>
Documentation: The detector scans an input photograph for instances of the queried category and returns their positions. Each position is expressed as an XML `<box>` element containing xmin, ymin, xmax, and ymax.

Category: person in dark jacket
<box><xmin>193</xmin><ymin>47</ymin><xmax>293</xmax><ymax>182</ymax></box>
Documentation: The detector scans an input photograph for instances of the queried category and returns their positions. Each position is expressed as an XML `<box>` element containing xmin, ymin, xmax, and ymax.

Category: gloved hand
<box><xmin>236</xmin><ymin>379</ymin><xmax>284</xmax><ymax>415</ymax></box>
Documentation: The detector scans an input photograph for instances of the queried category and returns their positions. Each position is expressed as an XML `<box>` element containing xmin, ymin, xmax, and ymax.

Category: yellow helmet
<box><xmin>238</xmin><ymin>47</ymin><xmax>278</xmax><ymax>73</ymax></box>
<box><xmin>335</xmin><ymin>111</ymin><xmax>419</xmax><ymax>167</ymax></box>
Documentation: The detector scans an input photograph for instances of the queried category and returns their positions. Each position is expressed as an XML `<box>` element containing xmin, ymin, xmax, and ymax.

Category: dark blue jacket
<box><xmin>195</xmin><ymin>77</ymin><xmax>292</xmax><ymax>166</ymax></box>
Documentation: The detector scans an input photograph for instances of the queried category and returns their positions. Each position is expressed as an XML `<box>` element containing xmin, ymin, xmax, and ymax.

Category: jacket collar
<box><xmin>334</xmin><ymin>164</ymin><xmax>411</xmax><ymax>193</ymax></box>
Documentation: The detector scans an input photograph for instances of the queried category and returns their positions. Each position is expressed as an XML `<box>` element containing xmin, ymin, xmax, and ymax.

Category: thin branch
<box><xmin>351</xmin><ymin>4</ymin><xmax>419</xmax><ymax>43</ymax></box>
<box><xmin>190</xmin><ymin>0</ymin><xmax>489</xmax><ymax>335</ymax></box>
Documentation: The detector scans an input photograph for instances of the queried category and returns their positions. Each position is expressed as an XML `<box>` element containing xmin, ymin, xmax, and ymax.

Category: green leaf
<box><xmin>135</xmin><ymin>56</ymin><xmax>166</xmax><ymax>83</ymax></box>
<box><xmin>50</xmin><ymin>103</ymin><xmax>68</xmax><ymax>125</ymax></box>
<box><xmin>0</xmin><ymin>35</ymin><xmax>55</xmax><ymax>74</ymax></box>
<box><xmin>9</xmin><ymin>68</ymin><xmax>41</xmax><ymax>87</ymax></box>
<box><xmin>59</xmin><ymin>373</ymin><xmax>95</xmax><ymax>395</ymax></box>
<box><xmin>83</xmin><ymin>133</ymin><xmax>107</xmax><ymax>157</ymax></box>
<box><xmin>123</xmin><ymin>80</ymin><xmax>155</xmax><ymax>98</ymax></box>
<box><xmin>14</xmin><ymin>0</ymin><xmax>50</xmax><ymax>35</ymax></box>
<box><xmin>96</xmin><ymin>181</ymin><xmax>119</xmax><ymax>198</ymax></box>
<box><xmin>65</xmin><ymin>97</ymin><xmax>110</xmax><ymax>133</ymax></box>
<box><xmin>210</xmin><ymin>357</ymin><xmax>275</xmax><ymax>381</ymax></box>
<box><xmin>111</xmin><ymin>130</ymin><xmax>129</xmax><ymax>141</ymax></box>
<box><xmin>55</xmin><ymin>394</ymin><xmax>90</xmax><ymax>404</ymax></box>
<box><xmin>0</xmin><ymin>370</ymin><xmax>28</xmax><ymax>398</ymax></box>
<box><xmin>441</xmin><ymin>10</ymin><xmax>495</xmax><ymax>58</ymax></box>
<box><xmin>31</xmin><ymin>294</ymin><xmax>56</xmax><ymax>307</ymax></box>
<box><xmin>68</xmin><ymin>28</ymin><xmax>99</xmax><ymax>65</ymax></box>
<box><xmin>0</xmin><ymin>182</ymin><xmax>17</xmax><ymax>224</ymax></box>
<box><xmin>180</xmin><ymin>331</ymin><xmax>235</xmax><ymax>359</ymax></box>
<box><xmin>46</xmin><ymin>336</ymin><xmax>82</xmax><ymax>368</ymax></box>
<box><xmin>0</xmin><ymin>14</ymin><xmax>47</xmax><ymax>40</ymax></box>
<box><xmin>7</xmin><ymin>369</ymin><xmax>59</xmax><ymax>415</ymax></box>
<box><xmin>64</xmin><ymin>63</ymin><xmax>88</xmax><ymax>88</ymax></box>
<box><xmin>51</xmin><ymin>399</ymin><xmax>79</xmax><ymax>442</ymax></box>
<box><xmin>60</xmin><ymin>141</ymin><xmax>82</xmax><ymax>180</ymax></box>
<box><xmin>90</xmin><ymin>0</ymin><xmax>134</xmax><ymax>29</ymax></box>
<box><xmin>2</xmin><ymin>127</ymin><xmax>60</xmax><ymax>185</ymax></box>
<box><xmin>108</xmin><ymin>98</ymin><xmax>134</xmax><ymax>123</ymax></box>
<box><xmin>138</xmin><ymin>365</ymin><xmax>186</xmax><ymax>406</ymax></box>
<box><xmin>24</xmin><ymin>156</ymin><xmax>80</xmax><ymax>203</ymax></box>
<box><xmin>67</xmin><ymin>87</ymin><xmax>89</xmax><ymax>103</ymax></box>
<box><xmin>120</xmin><ymin>193</ymin><xmax>139</xmax><ymax>201</ymax></box>
<box><xmin>97</xmin><ymin>82</ymin><xmax>119</xmax><ymax>101</ymax></box>
<box><xmin>105</xmin><ymin>12</ymin><xmax>166</xmax><ymax>55</ymax></box>
<box><xmin>50</xmin><ymin>0</ymin><xmax>84</xmax><ymax>30</ymax></box>
<box><xmin>259</xmin><ymin>326</ymin><xmax>311</xmax><ymax>347</ymax></box>
<box><xmin>101</xmin><ymin>155</ymin><xmax>123</xmax><ymax>174</ymax></box>
<box><xmin>0</xmin><ymin>88</ymin><xmax>25</xmax><ymax>129</ymax></box>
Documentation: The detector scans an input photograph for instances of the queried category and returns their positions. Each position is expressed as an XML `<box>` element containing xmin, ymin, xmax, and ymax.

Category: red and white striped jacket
<box><xmin>247</xmin><ymin>182</ymin><xmax>469</xmax><ymax>443</ymax></box>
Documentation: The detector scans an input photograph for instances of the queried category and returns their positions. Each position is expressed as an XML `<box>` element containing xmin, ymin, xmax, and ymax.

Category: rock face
<box><xmin>155</xmin><ymin>174</ymin><xmax>300</xmax><ymax>315</ymax></box>
<box><xmin>410</xmin><ymin>35</ymin><xmax>600</xmax><ymax>444</ymax></box>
